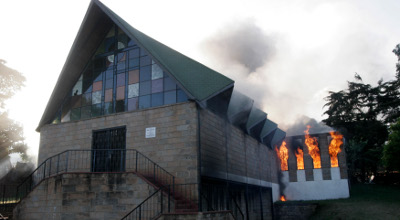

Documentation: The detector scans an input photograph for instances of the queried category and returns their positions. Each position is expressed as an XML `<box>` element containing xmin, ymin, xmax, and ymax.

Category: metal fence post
<box><xmin>43</xmin><ymin>161</ymin><xmax>46</xmax><ymax>179</ymax></box>
<box><xmin>135</xmin><ymin>151</ymin><xmax>138</xmax><ymax>173</ymax></box>
<box><xmin>160</xmin><ymin>189</ymin><xmax>163</xmax><ymax>213</ymax></box>
<box><xmin>65</xmin><ymin>151</ymin><xmax>69</xmax><ymax>172</ymax></box>
<box><xmin>56</xmin><ymin>154</ymin><xmax>60</xmax><ymax>174</ymax></box>
<box><xmin>49</xmin><ymin>157</ymin><xmax>52</xmax><ymax>177</ymax></box>
<box><xmin>168</xmin><ymin>185</ymin><xmax>171</xmax><ymax>213</ymax></box>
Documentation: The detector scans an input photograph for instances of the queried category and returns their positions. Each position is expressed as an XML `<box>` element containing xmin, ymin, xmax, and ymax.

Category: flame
<box><xmin>280</xmin><ymin>195</ymin><xmax>286</xmax><ymax>201</ymax></box>
<box><xmin>295</xmin><ymin>148</ymin><xmax>304</xmax><ymax>170</ymax></box>
<box><xmin>329</xmin><ymin>131</ymin><xmax>343</xmax><ymax>167</ymax></box>
<box><xmin>275</xmin><ymin>141</ymin><xmax>289</xmax><ymax>171</ymax></box>
<box><xmin>304</xmin><ymin>125</ymin><xmax>321</xmax><ymax>168</ymax></box>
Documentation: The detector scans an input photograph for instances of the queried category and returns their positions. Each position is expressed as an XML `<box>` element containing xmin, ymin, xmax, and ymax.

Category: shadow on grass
<box><xmin>309</xmin><ymin>184</ymin><xmax>400</xmax><ymax>220</ymax></box>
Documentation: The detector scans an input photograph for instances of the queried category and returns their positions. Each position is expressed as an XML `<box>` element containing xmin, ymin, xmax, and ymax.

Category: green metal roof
<box><xmin>97</xmin><ymin>0</ymin><xmax>234</xmax><ymax>102</ymax></box>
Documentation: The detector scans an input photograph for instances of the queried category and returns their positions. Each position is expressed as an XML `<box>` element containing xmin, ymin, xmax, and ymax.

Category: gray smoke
<box><xmin>283</xmin><ymin>115</ymin><xmax>334</xmax><ymax>136</ymax></box>
<box><xmin>202</xmin><ymin>19</ymin><xmax>276</xmax><ymax>74</ymax></box>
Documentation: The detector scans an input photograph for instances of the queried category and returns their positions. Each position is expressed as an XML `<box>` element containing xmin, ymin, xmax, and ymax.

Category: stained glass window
<box><xmin>52</xmin><ymin>24</ymin><xmax>189</xmax><ymax>124</ymax></box>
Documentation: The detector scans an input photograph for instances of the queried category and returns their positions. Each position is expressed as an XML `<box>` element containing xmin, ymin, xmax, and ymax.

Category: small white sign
<box><xmin>145</xmin><ymin>127</ymin><xmax>156</xmax><ymax>138</ymax></box>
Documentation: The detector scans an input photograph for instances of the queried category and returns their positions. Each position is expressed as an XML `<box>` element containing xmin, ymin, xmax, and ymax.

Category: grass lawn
<box><xmin>310</xmin><ymin>184</ymin><xmax>400</xmax><ymax>220</ymax></box>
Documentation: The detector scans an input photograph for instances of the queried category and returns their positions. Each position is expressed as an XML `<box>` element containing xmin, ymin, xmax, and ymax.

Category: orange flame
<box><xmin>295</xmin><ymin>148</ymin><xmax>304</xmax><ymax>170</ymax></box>
<box><xmin>275</xmin><ymin>141</ymin><xmax>289</xmax><ymax>171</ymax></box>
<box><xmin>329</xmin><ymin>131</ymin><xmax>343</xmax><ymax>167</ymax></box>
<box><xmin>304</xmin><ymin>125</ymin><xmax>321</xmax><ymax>168</ymax></box>
<box><xmin>280</xmin><ymin>195</ymin><xmax>286</xmax><ymax>201</ymax></box>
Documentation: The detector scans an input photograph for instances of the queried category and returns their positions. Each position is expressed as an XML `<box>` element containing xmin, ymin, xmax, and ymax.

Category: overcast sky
<box><xmin>1</xmin><ymin>0</ymin><xmax>399</xmax><ymax>158</ymax></box>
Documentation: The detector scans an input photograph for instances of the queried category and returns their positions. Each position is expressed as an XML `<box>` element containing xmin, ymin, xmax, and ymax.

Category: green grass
<box><xmin>309</xmin><ymin>184</ymin><xmax>400</xmax><ymax>220</ymax></box>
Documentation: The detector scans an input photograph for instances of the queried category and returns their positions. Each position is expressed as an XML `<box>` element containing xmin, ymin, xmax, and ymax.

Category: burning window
<box><xmin>295</xmin><ymin>148</ymin><xmax>304</xmax><ymax>170</ymax></box>
<box><xmin>304</xmin><ymin>125</ymin><xmax>321</xmax><ymax>169</ymax></box>
<box><xmin>275</xmin><ymin>141</ymin><xmax>289</xmax><ymax>171</ymax></box>
<box><xmin>329</xmin><ymin>131</ymin><xmax>343</xmax><ymax>167</ymax></box>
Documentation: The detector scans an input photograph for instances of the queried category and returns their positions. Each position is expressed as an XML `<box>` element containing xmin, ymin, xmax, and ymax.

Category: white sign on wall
<box><xmin>145</xmin><ymin>127</ymin><xmax>156</xmax><ymax>138</ymax></box>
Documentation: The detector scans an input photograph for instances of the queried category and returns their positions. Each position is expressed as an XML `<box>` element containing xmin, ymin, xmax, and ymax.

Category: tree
<box><xmin>0</xmin><ymin>60</ymin><xmax>27</xmax><ymax>164</ymax></box>
<box><xmin>382</xmin><ymin>118</ymin><xmax>400</xmax><ymax>171</ymax></box>
<box><xmin>323</xmin><ymin>44</ymin><xmax>400</xmax><ymax>181</ymax></box>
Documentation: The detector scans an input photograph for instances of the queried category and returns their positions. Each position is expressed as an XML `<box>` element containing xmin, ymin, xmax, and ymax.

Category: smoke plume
<box><xmin>202</xmin><ymin>19</ymin><xmax>276</xmax><ymax>74</ymax></box>
<box><xmin>283</xmin><ymin>115</ymin><xmax>334</xmax><ymax>136</ymax></box>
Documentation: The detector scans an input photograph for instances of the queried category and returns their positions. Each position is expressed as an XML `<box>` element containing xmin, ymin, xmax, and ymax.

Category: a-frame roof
<box><xmin>37</xmin><ymin>0</ymin><xmax>234</xmax><ymax>130</ymax></box>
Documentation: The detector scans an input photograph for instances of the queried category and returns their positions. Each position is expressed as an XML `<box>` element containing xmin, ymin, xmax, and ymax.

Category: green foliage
<box><xmin>382</xmin><ymin>118</ymin><xmax>400</xmax><ymax>170</ymax></box>
<box><xmin>323</xmin><ymin>44</ymin><xmax>400</xmax><ymax>176</ymax></box>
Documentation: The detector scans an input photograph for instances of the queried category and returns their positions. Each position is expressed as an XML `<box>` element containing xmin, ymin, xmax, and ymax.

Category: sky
<box><xmin>0</xmin><ymin>0</ymin><xmax>399</xmax><ymax>160</ymax></box>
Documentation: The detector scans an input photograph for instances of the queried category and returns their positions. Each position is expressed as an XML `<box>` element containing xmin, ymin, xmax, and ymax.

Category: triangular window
<box><xmin>52</xmin><ymin>25</ymin><xmax>188</xmax><ymax>124</ymax></box>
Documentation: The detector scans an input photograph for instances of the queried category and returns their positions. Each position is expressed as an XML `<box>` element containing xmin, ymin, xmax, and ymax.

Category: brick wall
<box><xmin>13</xmin><ymin>173</ymin><xmax>154</xmax><ymax>220</ymax></box>
<box><xmin>200</xmin><ymin>108</ymin><xmax>278</xmax><ymax>185</ymax></box>
<box><xmin>39</xmin><ymin>102</ymin><xmax>199</xmax><ymax>184</ymax></box>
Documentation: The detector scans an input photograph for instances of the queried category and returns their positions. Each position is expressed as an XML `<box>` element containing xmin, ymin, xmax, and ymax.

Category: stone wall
<box><xmin>13</xmin><ymin>173</ymin><xmax>154</xmax><ymax>220</ymax></box>
<box><xmin>200</xmin><ymin>108</ymin><xmax>279</xmax><ymax>186</ymax></box>
<box><xmin>39</xmin><ymin>102</ymin><xmax>199</xmax><ymax>184</ymax></box>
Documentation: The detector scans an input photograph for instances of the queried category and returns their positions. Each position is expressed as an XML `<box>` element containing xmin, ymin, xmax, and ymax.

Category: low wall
<box><xmin>158</xmin><ymin>211</ymin><xmax>234</xmax><ymax>220</ymax></box>
<box><xmin>13</xmin><ymin>173</ymin><xmax>154</xmax><ymax>220</ymax></box>
<box><xmin>282</xmin><ymin>168</ymin><xmax>350</xmax><ymax>201</ymax></box>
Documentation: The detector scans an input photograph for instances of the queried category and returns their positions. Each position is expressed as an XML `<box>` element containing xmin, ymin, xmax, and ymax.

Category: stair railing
<box><xmin>16</xmin><ymin>149</ymin><xmax>175</xmax><ymax>202</ymax></box>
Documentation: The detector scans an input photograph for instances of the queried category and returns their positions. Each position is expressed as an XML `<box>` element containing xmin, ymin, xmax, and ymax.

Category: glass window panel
<box><xmin>61</xmin><ymin>110</ymin><xmax>70</xmax><ymax>123</ymax></box>
<box><xmin>164</xmin><ymin>90</ymin><xmax>176</xmax><ymax>105</ymax></box>
<box><xmin>177</xmin><ymin>89</ymin><xmax>188</xmax><ymax>102</ymax></box>
<box><xmin>105</xmin><ymin>37</ymin><xmax>115</xmax><ymax>52</ymax></box>
<box><xmin>105</xmin><ymin>69</ymin><xmax>113</xmax><ymax>79</ymax></box>
<box><xmin>128</xmin><ymin>58</ymin><xmax>139</xmax><ymax>69</ymax></box>
<box><xmin>140</xmin><ymin>48</ymin><xmax>147</xmax><ymax>56</ymax></box>
<box><xmin>106</xmin><ymin>55</ymin><xmax>114</xmax><ymax>68</ymax></box>
<box><xmin>151</xmin><ymin>93</ymin><xmax>163</xmax><ymax>107</ymax></box>
<box><xmin>92</xmin><ymin>104</ymin><xmax>102</xmax><ymax>117</ymax></box>
<box><xmin>82</xmin><ymin>93</ymin><xmax>92</xmax><ymax>106</ymax></box>
<box><xmin>93</xmin><ymin>81</ymin><xmax>103</xmax><ymax>92</ymax></box>
<box><xmin>83</xmin><ymin>68</ymin><xmax>92</xmax><ymax>81</ymax></box>
<box><xmin>140</xmin><ymin>56</ymin><xmax>151</xmax><ymax>66</ymax></box>
<box><xmin>92</xmin><ymin>91</ymin><xmax>102</xmax><ymax>104</ymax></box>
<box><xmin>94</xmin><ymin>57</ymin><xmax>105</xmax><ymax>70</ymax></box>
<box><xmin>128</xmin><ymin>97</ymin><xmax>138</xmax><ymax>111</ymax></box>
<box><xmin>71</xmin><ymin>95</ymin><xmax>81</xmax><ymax>108</ymax></box>
<box><xmin>83</xmin><ymin>79</ymin><xmax>92</xmax><ymax>94</ymax></box>
<box><xmin>139</xmin><ymin>81</ymin><xmax>151</xmax><ymax>96</ymax></box>
<box><xmin>151</xmin><ymin>64</ymin><xmax>163</xmax><ymax>79</ymax></box>
<box><xmin>117</xmin><ymin>73</ymin><xmax>125</xmax><ymax>87</ymax></box>
<box><xmin>127</xmin><ymin>37</ymin><xmax>136</xmax><ymax>47</ymax></box>
<box><xmin>105</xmin><ymin>79</ymin><xmax>113</xmax><ymax>89</ymax></box>
<box><xmin>52</xmin><ymin>113</ymin><xmax>61</xmax><ymax>124</ymax></box>
<box><xmin>104</xmin><ymin>102</ymin><xmax>113</xmax><ymax>115</ymax></box>
<box><xmin>116</xmin><ymin>86</ymin><xmax>125</xmax><ymax>100</ymax></box>
<box><xmin>164</xmin><ymin>77</ymin><xmax>176</xmax><ymax>91</ymax></box>
<box><xmin>72</xmin><ymin>80</ymin><xmax>82</xmax><ymax>96</ymax></box>
<box><xmin>139</xmin><ymin>95</ymin><xmax>151</xmax><ymax>109</ymax></box>
<box><xmin>106</xmin><ymin>25</ymin><xmax>115</xmax><ymax>37</ymax></box>
<box><xmin>81</xmin><ymin>106</ymin><xmax>91</xmax><ymax>119</ymax></box>
<box><xmin>116</xmin><ymin>100</ymin><xmax>125</xmax><ymax>113</ymax></box>
<box><xmin>117</xmin><ymin>35</ymin><xmax>128</xmax><ymax>49</ymax></box>
<box><xmin>93</xmin><ymin>71</ymin><xmax>103</xmax><ymax>82</ymax></box>
<box><xmin>128</xmin><ymin>83</ymin><xmax>139</xmax><ymax>98</ymax></box>
<box><xmin>151</xmin><ymin>78</ymin><xmax>163</xmax><ymax>93</ymax></box>
<box><xmin>129</xmin><ymin>49</ymin><xmax>139</xmax><ymax>58</ymax></box>
<box><xmin>105</xmin><ymin>89</ymin><xmax>113</xmax><ymax>102</ymax></box>
<box><xmin>129</xmin><ymin>70</ymin><xmax>139</xmax><ymax>84</ymax></box>
<box><xmin>95</xmin><ymin>40</ymin><xmax>105</xmax><ymax>55</ymax></box>
<box><xmin>140</xmin><ymin>66</ymin><xmax>151</xmax><ymax>82</ymax></box>
<box><xmin>117</xmin><ymin>63</ymin><xmax>125</xmax><ymax>71</ymax></box>
<box><xmin>71</xmin><ymin>108</ymin><xmax>81</xmax><ymax>121</ymax></box>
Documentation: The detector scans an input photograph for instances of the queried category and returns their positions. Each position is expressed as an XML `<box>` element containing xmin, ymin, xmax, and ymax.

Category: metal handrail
<box><xmin>16</xmin><ymin>149</ymin><xmax>175</xmax><ymax>203</ymax></box>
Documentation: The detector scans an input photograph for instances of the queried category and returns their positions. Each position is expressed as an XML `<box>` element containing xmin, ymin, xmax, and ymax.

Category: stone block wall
<box><xmin>199</xmin><ymin>108</ymin><xmax>279</xmax><ymax>186</ymax></box>
<box><xmin>13</xmin><ymin>173</ymin><xmax>154</xmax><ymax>220</ymax></box>
<box><xmin>39</xmin><ymin>102</ymin><xmax>199</xmax><ymax>184</ymax></box>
